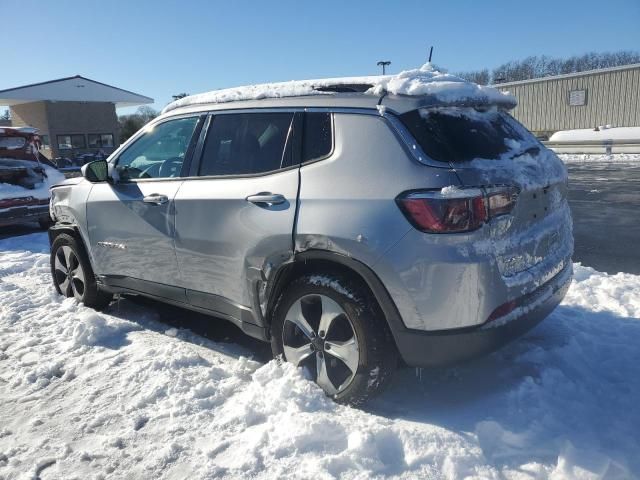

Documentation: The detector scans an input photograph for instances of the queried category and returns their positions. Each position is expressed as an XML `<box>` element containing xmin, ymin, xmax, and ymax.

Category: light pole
<box><xmin>377</xmin><ymin>61</ymin><xmax>391</xmax><ymax>75</ymax></box>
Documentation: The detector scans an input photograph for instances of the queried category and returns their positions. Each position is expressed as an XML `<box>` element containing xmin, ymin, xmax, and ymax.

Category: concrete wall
<box><xmin>46</xmin><ymin>101</ymin><xmax>119</xmax><ymax>158</ymax></box>
<box><xmin>499</xmin><ymin>65</ymin><xmax>640</xmax><ymax>137</ymax></box>
<box><xmin>10</xmin><ymin>101</ymin><xmax>53</xmax><ymax>158</ymax></box>
<box><xmin>10</xmin><ymin>101</ymin><xmax>120</xmax><ymax>159</ymax></box>
<box><xmin>10</xmin><ymin>101</ymin><xmax>49</xmax><ymax>130</ymax></box>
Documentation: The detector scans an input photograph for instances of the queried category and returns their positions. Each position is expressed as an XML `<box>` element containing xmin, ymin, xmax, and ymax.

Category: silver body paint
<box><xmin>49</xmin><ymin>92</ymin><xmax>573</xmax><ymax>365</ymax></box>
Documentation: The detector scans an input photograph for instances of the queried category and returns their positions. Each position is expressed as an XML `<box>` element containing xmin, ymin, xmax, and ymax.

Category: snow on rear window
<box><xmin>400</xmin><ymin>107</ymin><xmax>534</xmax><ymax>163</ymax></box>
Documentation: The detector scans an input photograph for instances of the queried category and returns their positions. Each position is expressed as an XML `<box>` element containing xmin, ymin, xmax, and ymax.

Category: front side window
<box><xmin>88</xmin><ymin>133</ymin><xmax>115</xmax><ymax>148</ymax></box>
<box><xmin>199</xmin><ymin>112</ymin><xmax>294</xmax><ymax>176</ymax></box>
<box><xmin>115</xmin><ymin>117</ymin><xmax>198</xmax><ymax>180</ymax></box>
<box><xmin>57</xmin><ymin>134</ymin><xmax>86</xmax><ymax>150</ymax></box>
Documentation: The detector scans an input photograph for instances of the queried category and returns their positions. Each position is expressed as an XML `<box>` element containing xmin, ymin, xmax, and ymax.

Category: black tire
<box><xmin>271</xmin><ymin>272</ymin><xmax>397</xmax><ymax>406</ymax></box>
<box><xmin>50</xmin><ymin>233</ymin><xmax>113</xmax><ymax>310</ymax></box>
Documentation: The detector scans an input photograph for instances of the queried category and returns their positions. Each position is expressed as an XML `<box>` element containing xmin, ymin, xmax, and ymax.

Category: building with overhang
<box><xmin>0</xmin><ymin>75</ymin><xmax>153</xmax><ymax>159</ymax></box>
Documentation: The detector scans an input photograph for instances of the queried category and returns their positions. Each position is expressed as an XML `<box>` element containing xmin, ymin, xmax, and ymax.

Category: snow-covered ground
<box><xmin>558</xmin><ymin>153</ymin><xmax>640</xmax><ymax>164</ymax></box>
<box><xmin>1</xmin><ymin>234</ymin><xmax>639</xmax><ymax>479</ymax></box>
<box><xmin>0</xmin><ymin>163</ymin><xmax>65</xmax><ymax>201</ymax></box>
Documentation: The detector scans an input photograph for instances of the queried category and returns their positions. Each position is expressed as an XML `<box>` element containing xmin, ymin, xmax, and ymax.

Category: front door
<box><xmin>87</xmin><ymin>116</ymin><xmax>201</xmax><ymax>299</ymax></box>
<box><xmin>174</xmin><ymin>111</ymin><xmax>300</xmax><ymax>319</ymax></box>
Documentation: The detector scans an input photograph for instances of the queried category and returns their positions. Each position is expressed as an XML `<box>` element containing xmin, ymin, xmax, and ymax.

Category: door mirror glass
<box><xmin>81</xmin><ymin>159</ymin><xmax>109</xmax><ymax>182</ymax></box>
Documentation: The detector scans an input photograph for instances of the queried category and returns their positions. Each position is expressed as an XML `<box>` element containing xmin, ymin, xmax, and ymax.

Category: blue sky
<box><xmin>2</xmin><ymin>0</ymin><xmax>639</xmax><ymax>113</ymax></box>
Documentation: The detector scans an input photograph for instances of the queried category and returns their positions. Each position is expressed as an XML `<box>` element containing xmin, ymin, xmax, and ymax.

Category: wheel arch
<box><xmin>265</xmin><ymin>249</ymin><xmax>406</xmax><ymax>348</ymax></box>
<box><xmin>48</xmin><ymin>223</ymin><xmax>94</xmax><ymax>266</ymax></box>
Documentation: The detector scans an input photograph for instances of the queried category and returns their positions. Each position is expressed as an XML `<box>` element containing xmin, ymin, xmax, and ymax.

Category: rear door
<box><xmin>174</xmin><ymin>111</ymin><xmax>301</xmax><ymax>319</ymax></box>
<box><xmin>87</xmin><ymin>115</ymin><xmax>202</xmax><ymax>299</ymax></box>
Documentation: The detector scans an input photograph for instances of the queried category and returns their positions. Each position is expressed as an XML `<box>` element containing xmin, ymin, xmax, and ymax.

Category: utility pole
<box><xmin>377</xmin><ymin>61</ymin><xmax>391</xmax><ymax>75</ymax></box>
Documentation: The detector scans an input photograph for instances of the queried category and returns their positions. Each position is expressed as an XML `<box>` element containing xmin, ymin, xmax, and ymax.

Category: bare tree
<box><xmin>118</xmin><ymin>106</ymin><xmax>159</xmax><ymax>143</ymax></box>
<box><xmin>491</xmin><ymin>50</ymin><xmax>640</xmax><ymax>83</ymax></box>
<box><xmin>454</xmin><ymin>69</ymin><xmax>490</xmax><ymax>85</ymax></box>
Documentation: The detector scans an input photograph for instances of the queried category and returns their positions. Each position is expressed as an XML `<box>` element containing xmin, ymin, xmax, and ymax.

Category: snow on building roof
<box><xmin>162</xmin><ymin>64</ymin><xmax>515</xmax><ymax>114</ymax></box>
<box><xmin>0</xmin><ymin>75</ymin><xmax>153</xmax><ymax>108</ymax></box>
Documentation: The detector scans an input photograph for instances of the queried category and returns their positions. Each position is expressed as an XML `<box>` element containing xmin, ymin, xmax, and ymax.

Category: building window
<box><xmin>40</xmin><ymin>135</ymin><xmax>50</xmax><ymax>148</ymax></box>
<box><xmin>568</xmin><ymin>89</ymin><xmax>587</xmax><ymax>106</ymax></box>
<box><xmin>57</xmin><ymin>134</ymin><xmax>86</xmax><ymax>149</ymax></box>
<box><xmin>88</xmin><ymin>133</ymin><xmax>115</xmax><ymax>148</ymax></box>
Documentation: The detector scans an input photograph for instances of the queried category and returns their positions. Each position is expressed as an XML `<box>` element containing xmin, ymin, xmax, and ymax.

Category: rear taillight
<box><xmin>396</xmin><ymin>186</ymin><xmax>518</xmax><ymax>234</ymax></box>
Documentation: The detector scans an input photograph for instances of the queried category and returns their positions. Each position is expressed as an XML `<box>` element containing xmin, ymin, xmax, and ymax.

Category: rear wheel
<box><xmin>271</xmin><ymin>273</ymin><xmax>397</xmax><ymax>405</ymax></box>
<box><xmin>50</xmin><ymin>233</ymin><xmax>112</xmax><ymax>309</ymax></box>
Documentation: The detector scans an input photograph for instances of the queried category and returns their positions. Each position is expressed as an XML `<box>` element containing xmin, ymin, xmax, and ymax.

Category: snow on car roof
<box><xmin>162</xmin><ymin>63</ymin><xmax>516</xmax><ymax>114</ymax></box>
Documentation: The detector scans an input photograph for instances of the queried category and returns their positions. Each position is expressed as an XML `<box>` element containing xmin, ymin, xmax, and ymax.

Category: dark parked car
<box><xmin>0</xmin><ymin>126</ymin><xmax>65</xmax><ymax>228</ymax></box>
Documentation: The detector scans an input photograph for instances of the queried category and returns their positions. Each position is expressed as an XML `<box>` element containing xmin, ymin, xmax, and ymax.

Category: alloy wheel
<box><xmin>53</xmin><ymin>246</ymin><xmax>86</xmax><ymax>301</ymax></box>
<box><xmin>282</xmin><ymin>294</ymin><xmax>360</xmax><ymax>395</ymax></box>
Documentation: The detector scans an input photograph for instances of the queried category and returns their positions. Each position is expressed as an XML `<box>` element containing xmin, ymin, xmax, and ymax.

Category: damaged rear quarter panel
<box><xmin>295</xmin><ymin>112</ymin><xmax>460</xmax><ymax>277</ymax></box>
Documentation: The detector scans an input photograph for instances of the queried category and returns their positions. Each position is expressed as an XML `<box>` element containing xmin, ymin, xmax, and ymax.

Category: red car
<box><xmin>0</xmin><ymin>127</ymin><xmax>65</xmax><ymax>228</ymax></box>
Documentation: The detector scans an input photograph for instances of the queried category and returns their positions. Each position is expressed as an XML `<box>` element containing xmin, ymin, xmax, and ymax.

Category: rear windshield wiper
<box><xmin>511</xmin><ymin>146</ymin><xmax>540</xmax><ymax>159</ymax></box>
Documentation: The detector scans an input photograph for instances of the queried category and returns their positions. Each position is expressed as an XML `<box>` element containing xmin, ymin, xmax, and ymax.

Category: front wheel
<box><xmin>271</xmin><ymin>273</ymin><xmax>397</xmax><ymax>405</ymax></box>
<box><xmin>50</xmin><ymin>233</ymin><xmax>112</xmax><ymax>309</ymax></box>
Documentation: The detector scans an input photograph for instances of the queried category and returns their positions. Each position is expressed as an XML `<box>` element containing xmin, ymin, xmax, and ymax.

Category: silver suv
<box><xmin>48</xmin><ymin>78</ymin><xmax>573</xmax><ymax>404</ymax></box>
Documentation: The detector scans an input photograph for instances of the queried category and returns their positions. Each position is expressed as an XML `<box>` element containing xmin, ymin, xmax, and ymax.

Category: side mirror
<box><xmin>81</xmin><ymin>159</ymin><xmax>109</xmax><ymax>183</ymax></box>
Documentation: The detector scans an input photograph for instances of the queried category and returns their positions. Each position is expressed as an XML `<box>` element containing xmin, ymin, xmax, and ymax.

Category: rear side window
<box><xmin>400</xmin><ymin>107</ymin><xmax>531</xmax><ymax>163</ymax></box>
<box><xmin>199</xmin><ymin>112</ymin><xmax>294</xmax><ymax>176</ymax></box>
<box><xmin>302</xmin><ymin>112</ymin><xmax>332</xmax><ymax>162</ymax></box>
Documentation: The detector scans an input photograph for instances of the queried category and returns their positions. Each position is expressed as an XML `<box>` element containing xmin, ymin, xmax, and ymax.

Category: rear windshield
<box><xmin>400</xmin><ymin>107</ymin><xmax>534</xmax><ymax>163</ymax></box>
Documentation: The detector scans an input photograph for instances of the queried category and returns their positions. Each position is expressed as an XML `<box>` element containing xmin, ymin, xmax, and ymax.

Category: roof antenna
<box><xmin>428</xmin><ymin>46</ymin><xmax>434</xmax><ymax>63</ymax></box>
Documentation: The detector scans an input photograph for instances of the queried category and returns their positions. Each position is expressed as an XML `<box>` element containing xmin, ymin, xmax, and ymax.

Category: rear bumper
<box><xmin>393</xmin><ymin>262</ymin><xmax>572</xmax><ymax>368</ymax></box>
<box><xmin>0</xmin><ymin>204</ymin><xmax>49</xmax><ymax>227</ymax></box>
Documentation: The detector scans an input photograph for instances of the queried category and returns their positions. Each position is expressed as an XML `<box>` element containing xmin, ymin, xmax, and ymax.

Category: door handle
<box><xmin>246</xmin><ymin>193</ymin><xmax>286</xmax><ymax>206</ymax></box>
<box><xmin>143</xmin><ymin>194</ymin><xmax>169</xmax><ymax>205</ymax></box>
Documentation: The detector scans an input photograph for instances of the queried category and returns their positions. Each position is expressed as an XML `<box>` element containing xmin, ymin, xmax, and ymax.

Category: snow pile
<box><xmin>0</xmin><ymin>162</ymin><xmax>65</xmax><ymax>201</ymax></box>
<box><xmin>558</xmin><ymin>153</ymin><xmax>640</xmax><ymax>164</ymax></box>
<box><xmin>550</xmin><ymin>126</ymin><xmax>640</xmax><ymax>143</ymax></box>
<box><xmin>370</xmin><ymin>63</ymin><xmax>514</xmax><ymax>106</ymax></box>
<box><xmin>469</xmin><ymin>132</ymin><xmax>568</xmax><ymax>192</ymax></box>
<box><xmin>1</xmin><ymin>234</ymin><xmax>640</xmax><ymax>479</ymax></box>
<box><xmin>162</xmin><ymin>63</ymin><xmax>514</xmax><ymax>114</ymax></box>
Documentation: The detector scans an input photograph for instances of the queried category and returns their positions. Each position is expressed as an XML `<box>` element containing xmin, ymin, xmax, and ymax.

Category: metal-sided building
<box><xmin>497</xmin><ymin>63</ymin><xmax>640</xmax><ymax>139</ymax></box>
